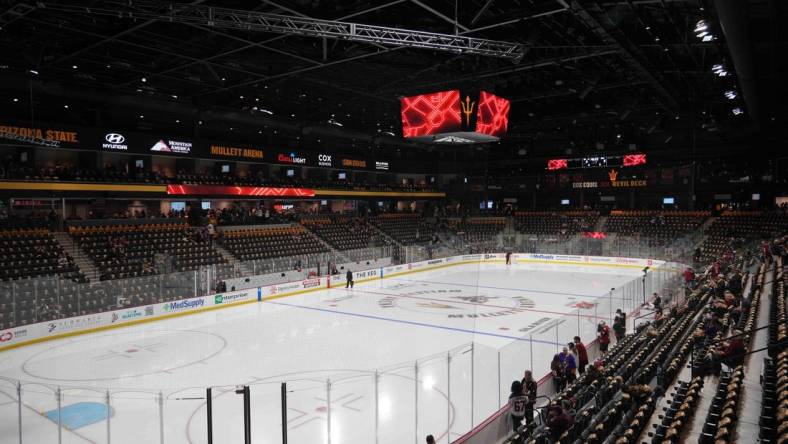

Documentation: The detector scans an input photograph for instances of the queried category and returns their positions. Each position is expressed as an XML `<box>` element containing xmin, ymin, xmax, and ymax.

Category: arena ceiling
<box><xmin>0</xmin><ymin>0</ymin><xmax>784</xmax><ymax>160</ymax></box>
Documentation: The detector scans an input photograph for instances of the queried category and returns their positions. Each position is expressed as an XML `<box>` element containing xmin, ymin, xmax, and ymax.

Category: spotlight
<box><xmin>724</xmin><ymin>90</ymin><xmax>737</xmax><ymax>100</ymax></box>
<box><xmin>732</xmin><ymin>107</ymin><xmax>743</xmax><ymax>115</ymax></box>
<box><xmin>712</xmin><ymin>64</ymin><xmax>728</xmax><ymax>77</ymax></box>
<box><xmin>141</xmin><ymin>77</ymin><xmax>147</xmax><ymax>82</ymax></box>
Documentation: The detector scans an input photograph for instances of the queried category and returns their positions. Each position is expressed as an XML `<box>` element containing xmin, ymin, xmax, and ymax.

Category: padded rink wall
<box><xmin>0</xmin><ymin>252</ymin><xmax>662</xmax><ymax>353</ymax></box>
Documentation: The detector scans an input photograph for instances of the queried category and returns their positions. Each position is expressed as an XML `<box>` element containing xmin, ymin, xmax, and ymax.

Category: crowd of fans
<box><xmin>493</xmin><ymin>231</ymin><xmax>787</xmax><ymax>444</ymax></box>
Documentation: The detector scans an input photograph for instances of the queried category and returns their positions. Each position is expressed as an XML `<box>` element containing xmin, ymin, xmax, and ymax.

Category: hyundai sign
<box><xmin>102</xmin><ymin>133</ymin><xmax>128</xmax><ymax>151</ymax></box>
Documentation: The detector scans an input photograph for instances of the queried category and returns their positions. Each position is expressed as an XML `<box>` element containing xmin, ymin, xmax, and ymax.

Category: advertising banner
<box><xmin>207</xmin><ymin>144</ymin><xmax>264</xmax><ymax>160</ymax></box>
<box><xmin>0</xmin><ymin>122</ymin><xmax>82</xmax><ymax>148</ymax></box>
<box><xmin>213</xmin><ymin>289</ymin><xmax>254</xmax><ymax>305</ymax></box>
<box><xmin>166</xmin><ymin>184</ymin><xmax>315</xmax><ymax>197</ymax></box>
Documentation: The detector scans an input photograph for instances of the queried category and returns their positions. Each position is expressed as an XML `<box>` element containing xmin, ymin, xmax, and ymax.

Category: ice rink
<box><xmin>0</xmin><ymin>261</ymin><xmax>647</xmax><ymax>444</ymax></box>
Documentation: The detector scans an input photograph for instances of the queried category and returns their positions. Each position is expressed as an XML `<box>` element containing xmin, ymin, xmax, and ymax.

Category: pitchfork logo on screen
<box><xmin>461</xmin><ymin>95</ymin><xmax>475</xmax><ymax>126</ymax></box>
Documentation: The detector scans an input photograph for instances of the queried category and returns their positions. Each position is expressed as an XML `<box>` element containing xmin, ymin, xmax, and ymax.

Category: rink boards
<box><xmin>0</xmin><ymin>252</ymin><xmax>661</xmax><ymax>351</ymax></box>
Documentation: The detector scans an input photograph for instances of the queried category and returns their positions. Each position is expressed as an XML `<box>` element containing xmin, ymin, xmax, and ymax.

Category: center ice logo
<box><xmin>378</xmin><ymin>290</ymin><xmax>535</xmax><ymax>318</ymax></box>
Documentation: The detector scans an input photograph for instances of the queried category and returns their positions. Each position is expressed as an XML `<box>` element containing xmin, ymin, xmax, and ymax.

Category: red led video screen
<box><xmin>167</xmin><ymin>185</ymin><xmax>315</xmax><ymax>197</ymax></box>
<box><xmin>623</xmin><ymin>153</ymin><xmax>647</xmax><ymax>167</ymax></box>
<box><xmin>400</xmin><ymin>90</ymin><xmax>461</xmax><ymax>138</ymax></box>
<box><xmin>475</xmin><ymin>91</ymin><xmax>510</xmax><ymax>137</ymax></box>
<box><xmin>547</xmin><ymin>159</ymin><xmax>568</xmax><ymax>171</ymax></box>
<box><xmin>582</xmin><ymin>231</ymin><xmax>608</xmax><ymax>239</ymax></box>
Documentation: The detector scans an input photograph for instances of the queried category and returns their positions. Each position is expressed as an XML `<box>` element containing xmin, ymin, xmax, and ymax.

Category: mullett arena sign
<box><xmin>210</xmin><ymin>145</ymin><xmax>264</xmax><ymax>160</ymax></box>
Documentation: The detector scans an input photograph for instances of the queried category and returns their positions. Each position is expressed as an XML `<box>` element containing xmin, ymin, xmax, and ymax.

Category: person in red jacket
<box><xmin>597</xmin><ymin>321</ymin><xmax>611</xmax><ymax>354</ymax></box>
<box><xmin>683</xmin><ymin>267</ymin><xmax>695</xmax><ymax>289</ymax></box>
<box><xmin>573</xmin><ymin>336</ymin><xmax>589</xmax><ymax>374</ymax></box>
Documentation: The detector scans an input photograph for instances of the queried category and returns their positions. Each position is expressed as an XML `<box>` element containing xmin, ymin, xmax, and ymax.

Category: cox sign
<box><xmin>318</xmin><ymin>153</ymin><xmax>332</xmax><ymax>167</ymax></box>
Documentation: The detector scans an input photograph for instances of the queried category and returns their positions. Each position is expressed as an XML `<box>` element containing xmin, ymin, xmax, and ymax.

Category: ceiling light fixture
<box><xmin>712</xmin><ymin>64</ymin><xmax>728</xmax><ymax>77</ymax></box>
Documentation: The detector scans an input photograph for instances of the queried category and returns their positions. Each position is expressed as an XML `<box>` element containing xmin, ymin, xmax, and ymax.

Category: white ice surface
<box><xmin>0</xmin><ymin>262</ymin><xmax>643</xmax><ymax>444</ymax></box>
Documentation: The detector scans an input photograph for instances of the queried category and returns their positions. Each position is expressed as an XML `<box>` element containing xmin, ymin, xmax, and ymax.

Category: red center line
<box><xmin>343</xmin><ymin>287</ymin><xmax>612</xmax><ymax>321</ymax></box>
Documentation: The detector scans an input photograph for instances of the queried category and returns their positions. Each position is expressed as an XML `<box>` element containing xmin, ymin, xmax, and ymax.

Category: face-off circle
<box><xmin>22</xmin><ymin>330</ymin><xmax>227</xmax><ymax>382</ymax></box>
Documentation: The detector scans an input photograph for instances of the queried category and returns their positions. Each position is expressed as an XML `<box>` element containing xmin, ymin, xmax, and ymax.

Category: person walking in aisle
<box><xmin>346</xmin><ymin>269</ymin><xmax>354</xmax><ymax>289</ymax></box>
<box><xmin>508</xmin><ymin>380</ymin><xmax>528</xmax><ymax>432</ymax></box>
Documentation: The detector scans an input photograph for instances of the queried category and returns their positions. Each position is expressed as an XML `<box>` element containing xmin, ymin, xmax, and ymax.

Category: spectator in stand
<box><xmin>613</xmin><ymin>309</ymin><xmax>626</xmax><ymax>341</ymax></box>
<box><xmin>705</xmin><ymin>314</ymin><xmax>721</xmax><ymax>338</ymax></box>
<box><xmin>573</xmin><ymin>336</ymin><xmax>589</xmax><ymax>374</ymax></box>
<box><xmin>550</xmin><ymin>354</ymin><xmax>565</xmax><ymax>392</ymax></box>
<box><xmin>597</xmin><ymin>321</ymin><xmax>611</xmax><ymax>354</ymax></box>
<box><xmin>567</xmin><ymin>342</ymin><xmax>579</xmax><ymax>373</ymax></box>
<box><xmin>727</xmin><ymin>269</ymin><xmax>742</xmax><ymax>296</ymax></box>
<box><xmin>761</xmin><ymin>241</ymin><xmax>772</xmax><ymax>264</ymax></box>
<box><xmin>713</xmin><ymin>329</ymin><xmax>746</xmax><ymax>371</ymax></box>
<box><xmin>559</xmin><ymin>346</ymin><xmax>577</xmax><ymax>383</ymax></box>
<box><xmin>653</xmin><ymin>293</ymin><xmax>662</xmax><ymax>312</ymax></box>
<box><xmin>684</xmin><ymin>267</ymin><xmax>695</xmax><ymax>290</ymax></box>
<box><xmin>425</xmin><ymin>435</ymin><xmax>436</xmax><ymax>444</ymax></box>
<box><xmin>546</xmin><ymin>404</ymin><xmax>574</xmax><ymax>441</ymax></box>
<box><xmin>520</xmin><ymin>370</ymin><xmax>537</xmax><ymax>426</ymax></box>
<box><xmin>508</xmin><ymin>380</ymin><xmax>528</xmax><ymax>431</ymax></box>
<box><xmin>206</xmin><ymin>222</ymin><xmax>215</xmax><ymax>244</ymax></box>
<box><xmin>709</xmin><ymin>260</ymin><xmax>721</xmax><ymax>278</ymax></box>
